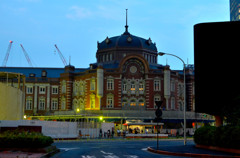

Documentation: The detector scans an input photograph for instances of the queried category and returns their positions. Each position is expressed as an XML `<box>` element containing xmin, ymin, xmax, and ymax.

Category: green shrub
<box><xmin>0</xmin><ymin>130</ymin><xmax>53</xmax><ymax>148</ymax></box>
<box><xmin>194</xmin><ymin>125</ymin><xmax>240</xmax><ymax>149</ymax></box>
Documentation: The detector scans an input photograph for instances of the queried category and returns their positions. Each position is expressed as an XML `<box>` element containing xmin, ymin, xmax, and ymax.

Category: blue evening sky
<box><xmin>0</xmin><ymin>0</ymin><xmax>229</xmax><ymax>70</ymax></box>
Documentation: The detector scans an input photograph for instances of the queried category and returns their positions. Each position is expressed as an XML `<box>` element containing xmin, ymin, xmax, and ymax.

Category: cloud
<box><xmin>66</xmin><ymin>6</ymin><xmax>92</xmax><ymax>20</ymax></box>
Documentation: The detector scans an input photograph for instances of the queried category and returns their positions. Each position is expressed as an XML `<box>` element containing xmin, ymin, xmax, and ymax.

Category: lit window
<box><xmin>39</xmin><ymin>86</ymin><xmax>46</xmax><ymax>94</ymax></box>
<box><xmin>139</xmin><ymin>83</ymin><xmax>144</xmax><ymax>91</ymax></box>
<box><xmin>107</xmin><ymin>79</ymin><xmax>114</xmax><ymax>90</ymax></box>
<box><xmin>90</xmin><ymin>94</ymin><xmax>95</xmax><ymax>108</ymax></box>
<box><xmin>154</xmin><ymin>80</ymin><xmax>160</xmax><ymax>91</ymax></box>
<box><xmin>107</xmin><ymin>95</ymin><xmax>114</xmax><ymax>108</ymax></box>
<box><xmin>131</xmin><ymin>82</ymin><xmax>135</xmax><ymax>93</ymax></box>
<box><xmin>139</xmin><ymin>100</ymin><xmax>144</xmax><ymax>106</ymax></box>
<box><xmin>26</xmin><ymin>86</ymin><xmax>33</xmax><ymax>94</ymax></box>
<box><xmin>39</xmin><ymin>98</ymin><xmax>45</xmax><ymax>110</ymax></box>
<box><xmin>51</xmin><ymin>98</ymin><xmax>58</xmax><ymax>110</ymax></box>
<box><xmin>130</xmin><ymin>100</ymin><xmax>136</xmax><ymax>106</ymax></box>
<box><xmin>122</xmin><ymin>99</ymin><xmax>127</xmax><ymax>107</ymax></box>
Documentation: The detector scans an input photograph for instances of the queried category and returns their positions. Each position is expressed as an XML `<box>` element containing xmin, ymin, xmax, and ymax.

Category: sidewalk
<box><xmin>148</xmin><ymin>142</ymin><xmax>240</xmax><ymax>158</ymax></box>
<box><xmin>0</xmin><ymin>151</ymin><xmax>46</xmax><ymax>158</ymax></box>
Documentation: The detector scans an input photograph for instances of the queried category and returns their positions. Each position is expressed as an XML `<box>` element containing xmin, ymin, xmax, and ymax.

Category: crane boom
<box><xmin>2</xmin><ymin>40</ymin><xmax>13</xmax><ymax>67</ymax></box>
<box><xmin>54</xmin><ymin>44</ymin><xmax>67</xmax><ymax>66</ymax></box>
<box><xmin>20</xmin><ymin>44</ymin><xmax>33</xmax><ymax>67</ymax></box>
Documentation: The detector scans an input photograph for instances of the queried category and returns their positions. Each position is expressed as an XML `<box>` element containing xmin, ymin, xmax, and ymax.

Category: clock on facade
<box><xmin>130</xmin><ymin>66</ymin><xmax>137</xmax><ymax>73</ymax></box>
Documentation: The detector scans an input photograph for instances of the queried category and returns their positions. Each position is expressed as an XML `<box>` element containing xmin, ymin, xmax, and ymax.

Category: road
<box><xmin>52</xmin><ymin>139</ymin><xmax>193</xmax><ymax>158</ymax></box>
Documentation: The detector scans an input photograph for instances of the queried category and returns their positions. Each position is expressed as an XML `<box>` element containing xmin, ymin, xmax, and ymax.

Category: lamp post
<box><xmin>158</xmin><ymin>52</ymin><xmax>187</xmax><ymax>145</ymax></box>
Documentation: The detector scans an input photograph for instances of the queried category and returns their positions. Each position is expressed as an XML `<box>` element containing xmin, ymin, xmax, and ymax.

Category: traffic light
<box><xmin>154</xmin><ymin>101</ymin><xmax>163</xmax><ymax>122</ymax></box>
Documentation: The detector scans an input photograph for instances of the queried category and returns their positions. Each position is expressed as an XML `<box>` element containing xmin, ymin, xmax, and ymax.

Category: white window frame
<box><xmin>154</xmin><ymin>80</ymin><xmax>161</xmax><ymax>91</ymax></box>
<box><xmin>39</xmin><ymin>86</ymin><xmax>46</xmax><ymax>94</ymax></box>
<box><xmin>51</xmin><ymin>98</ymin><xmax>58</xmax><ymax>110</ymax></box>
<box><xmin>52</xmin><ymin>86</ymin><xmax>58</xmax><ymax>94</ymax></box>
<box><xmin>107</xmin><ymin>79</ymin><xmax>114</xmax><ymax>90</ymax></box>
<box><xmin>26</xmin><ymin>86</ymin><xmax>33</xmax><ymax>94</ymax></box>
<box><xmin>26</xmin><ymin>97</ymin><xmax>32</xmax><ymax>110</ymax></box>
<box><xmin>39</xmin><ymin>98</ymin><xmax>45</xmax><ymax>110</ymax></box>
<box><xmin>61</xmin><ymin>80</ymin><xmax>66</xmax><ymax>94</ymax></box>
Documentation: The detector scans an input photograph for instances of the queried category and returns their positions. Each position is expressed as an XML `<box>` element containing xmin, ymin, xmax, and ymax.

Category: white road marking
<box><xmin>59</xmin><ymin>147</ymin><xmax>80</xmax><ymax>151</ymax></box>
<box><xmin>141</xmin><ymin>148</ymin><xmax>148</xmax><ymax>151</ymax></box>
<box><xmin>82</xmin><ymin>156</ymin><xmax>96</xmax><ymax>158</ymax></box>
<box><xmin>100</xmin><ymin>150</ymin><xmax>114</xmax><ymax>155</ymax></box>
<box><xmin>124</xmin><ymin>155</ymin><xmax>139</xmax><ymax>158</ymax></box>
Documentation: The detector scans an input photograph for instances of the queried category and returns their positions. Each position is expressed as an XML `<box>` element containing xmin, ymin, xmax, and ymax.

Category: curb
<box><xmin>147</xmin><ymin>147</ymin><xmax>240</xmax><ymax>158</ymax></box>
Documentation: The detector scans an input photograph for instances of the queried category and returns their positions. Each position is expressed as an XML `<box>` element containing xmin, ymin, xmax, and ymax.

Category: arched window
<box><xmin>122</xmin><ymin>98</ymin><xmax>127</xmax><ymax>107</ymax></box>
<box><xmin>79</xmin><ymin>98</ymin><xmax>85</xmax><ymax>110</ymax></box>
<box><xmin>130</xmin><ymin>99</ymin><xmax>136</xmax><ymax>106</ymax></box>
<box><xmin>138</xmin><ymin>99</ymin><xmax>145</xmax><ymax>106</ymax></box>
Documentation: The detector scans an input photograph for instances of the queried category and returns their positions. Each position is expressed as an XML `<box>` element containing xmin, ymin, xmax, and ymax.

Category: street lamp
<box><xmin>158</xmin><ymin>52</ymin><xmax>187</xmax><ymax>145</ymax></box>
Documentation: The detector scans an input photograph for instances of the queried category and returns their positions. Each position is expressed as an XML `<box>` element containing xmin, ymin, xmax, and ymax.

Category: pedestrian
<box><xmin>107</xmin><ymin>130</ymin><xmax>110</xmax><ymax>138</ymax></box>
<box><xmin>99</xmin><ymin>129</ymin><xmax>102</xmax><ymax>138</ymax></box>
<box><xmin>112</xmin><ymin>130</ymin><xmax>114</xmax><ymax>138</ymax></box>
<box><xmin>117</xmin><ymin>129</ymin><xmax>120</xmax><ymax>136</ymax></box>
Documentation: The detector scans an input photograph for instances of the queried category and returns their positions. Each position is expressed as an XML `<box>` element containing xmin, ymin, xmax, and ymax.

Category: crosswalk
<box><xmin>59</xmin><ymin>149</ymin><xmax>139</xmax><ymax>158</ymax></box>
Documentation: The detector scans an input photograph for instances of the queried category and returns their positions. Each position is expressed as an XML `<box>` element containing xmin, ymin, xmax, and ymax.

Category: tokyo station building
<box><xmin>0</xmin><ymin>23</ymin><xmax>209</xmax><ymax>127</ymax></box>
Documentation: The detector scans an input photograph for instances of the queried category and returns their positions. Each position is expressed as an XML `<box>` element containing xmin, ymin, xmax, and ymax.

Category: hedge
<box><xmin>194</xmin><ymin>125</ymin><xmax>240</xmax><ymax>149</ymax></box>
<box><xmin>0</xmin><ymin>130</ymin><xmax>53</xmax><ymax>148</ymax></box>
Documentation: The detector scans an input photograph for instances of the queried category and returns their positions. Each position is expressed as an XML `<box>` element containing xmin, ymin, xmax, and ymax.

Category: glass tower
<box><xmin>230</xmin><ymin>0</ymin><xmax>240</xmax><ymax>21</ymax></box>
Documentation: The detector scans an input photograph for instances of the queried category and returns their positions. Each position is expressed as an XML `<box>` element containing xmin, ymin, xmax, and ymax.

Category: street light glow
<box><xmin>99</xmin><ymin>116</ymin><xmax>103</xmax><ymax>121</ymax></box>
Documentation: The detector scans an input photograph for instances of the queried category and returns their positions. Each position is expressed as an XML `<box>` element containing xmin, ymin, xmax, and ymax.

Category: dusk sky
<box><xmin>0</xmin><ymin>0</ymin><xmax>229</xmax><ymax>70</ymax></box>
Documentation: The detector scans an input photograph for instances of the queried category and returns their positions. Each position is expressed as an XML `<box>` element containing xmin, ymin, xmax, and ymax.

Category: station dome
<box><xmin>96</xmin><ymin>10</ymin><xmax>158</xmax><ymax>65</ymax></box>
<box><xmin>97</xmin><ymin>31</ymin><xmax>158</xmax><ymax>53</ymax></box>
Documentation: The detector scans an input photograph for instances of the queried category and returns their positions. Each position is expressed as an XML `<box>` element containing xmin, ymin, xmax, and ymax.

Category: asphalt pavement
<box><xmin>52</xmin><ymin>139</ymin><xmax>188</xmax><ymax>158</ymax></box>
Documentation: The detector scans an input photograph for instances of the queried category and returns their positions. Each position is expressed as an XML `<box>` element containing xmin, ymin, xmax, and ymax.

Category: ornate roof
<box><xmin>97</xmin><ymin>33</ymin><xmax>158</xmax><ymax>53</ymax></box>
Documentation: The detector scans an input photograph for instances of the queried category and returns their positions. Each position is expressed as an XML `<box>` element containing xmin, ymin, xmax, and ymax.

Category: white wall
<box><xmin>0</xmin><ymin>120</ymin><xmax>78</xmax><ymax>139</ymax></box>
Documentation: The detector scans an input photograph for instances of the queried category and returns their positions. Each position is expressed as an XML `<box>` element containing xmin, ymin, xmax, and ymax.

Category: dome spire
<box><xmin>124</xmin><ymin>9</ymin><xmax>130</xmax><ymax>35</ymax></box>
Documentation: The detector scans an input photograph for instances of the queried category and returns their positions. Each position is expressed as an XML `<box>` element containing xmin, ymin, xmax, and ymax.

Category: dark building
<box><xmin>194</xmin><ymin>21</ymin><xmax>240</xmax><ymax>118</ymax></box>
<box><xmin>230</xmin><ymin>0</ymin><xmax>240</xmax><ymax>21</ymax></box>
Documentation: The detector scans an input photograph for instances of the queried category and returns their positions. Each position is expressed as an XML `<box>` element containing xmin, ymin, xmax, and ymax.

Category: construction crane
<box><xmin>2</xmin><ymin>40</ymin><xmax>13</xmax><ymax>67</ymax></box>
<box><xmin>20</xmin><ymin>44</ymin><xmax>33</xmax><ymax>67</ymax></box>
<box><xmin>54</xmin><ymin>44</ymin><xmax>67</xmax><ymax>66</ymax></box>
